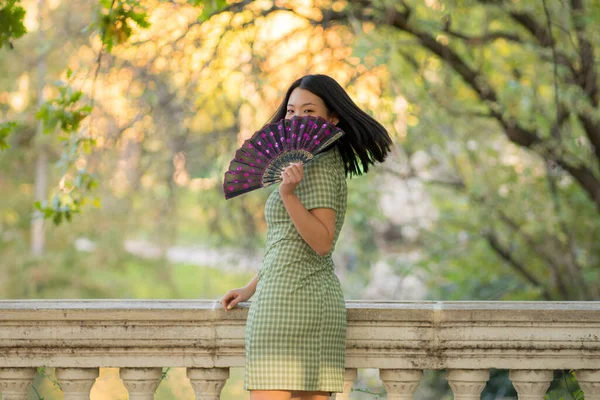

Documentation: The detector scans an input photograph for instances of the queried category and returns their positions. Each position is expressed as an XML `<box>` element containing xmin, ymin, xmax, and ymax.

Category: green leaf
<box><xmin>89</xmin><ymin>0</ymin><xmax>151</xmax><ymax>53</ymax></box>
<box><xmin>36</xmin><ymin>79</ymin><xmax>92</xmax><ymax>135</ymax></box>
<box><xmin>52</xmin><ymin>212</ymin><xmax>62</xmax><ymax>226</ymax></box>
<box><xmin>0</xmin><ymin>0</ymin><xmax>27</xmax><ymax>49</ymax></box>
<box><xmin>197</xmin><ymin>0</ymin><xmax>228</xmax><ymax>22</ymax></box>
<box><xmin>0</xmin><ymin>121</ymin><xmax>17</xmax><ymax>150</ymax></box>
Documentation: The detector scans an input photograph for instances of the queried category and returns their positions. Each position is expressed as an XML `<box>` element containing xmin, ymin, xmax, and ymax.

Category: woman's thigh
<box><xmin>250</xmin><ymin>390</ymin><xmax>292</xmax><ymax>400</ymax></box>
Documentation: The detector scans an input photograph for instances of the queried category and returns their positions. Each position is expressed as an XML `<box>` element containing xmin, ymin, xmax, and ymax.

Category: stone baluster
<box><xmin>55</xmin><ymin>368</ymin><xmax>99</xmax><ymax>400</ymax></box>
<box><xmin>509</xmin><ymin>370</ymin><xmax>553</xmax><ymax>400</ymax></box>
<box><xmin>332</xmin><ymin>368</ymin><xmax>357</xmax><ymax>400</ymax></box>
<box><xmin>380</xmin><ymin>369</ymin><xmax>423</xmax><ymax>400</ymax></box>
<box><xmin>0</xmin><ymin>368</ymin><xmax>37</xmax><ymax>400</ymax></box>
<box><xmin>120</xmin><ymin>367</ymin><xmax>163</xmax><ymax>400</ymax></box>
<box><xmin>577</xmin><ymin>370</ymin><xmax>600</xmax><ymax>400</ymax></box>
<box><xmin>446</xmin><ymin>369</ymin><xmax>490</xmax><ymax>400</ymax></box>
<box><xmin>187</xmin><ymin>368</ymin><xmax>230</xmax><ymax>400</ymax></box>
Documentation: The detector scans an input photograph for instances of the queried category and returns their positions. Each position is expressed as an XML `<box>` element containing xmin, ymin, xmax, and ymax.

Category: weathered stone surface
<box><xmin>577</xmin><ymin>370</ymin><xmax>600</xmax><ymax>400</ymax></box>
<box><xmin>509</xmin><ymin>370</ymin><xmax>553</xmax><ymax>400</ymax></box>
<box><xmin>120</xmin><ymin>367</ymin><xmax>162</xmax><ymax>400</ymax></box>
<box><xmin>187</xmin><ymin>367</ymin><xmax>230</xmax><ymax>400</ymax></box>
<box><xmin>446</xmin><ymin>369</ymin><xmax>490</xmax><ymax>400</ymax></box>
<box><xmin>0</xmin><ymin>368</ymin><xmax>37</xmax><ymax>400</ymax></box>
<box><xmin>380</xmin><ymin>369</ymin><xmax>423</xmax><ymax>400</ymax></box>
<box><xmin>55</xmin><ymin>368</ymin><xmax>100</xmax><ymax>400</ymax></box>
<box><xmin>0</xmin><ymin>300</ymin><xmax>598</xmax><ymax>370</ymax></box>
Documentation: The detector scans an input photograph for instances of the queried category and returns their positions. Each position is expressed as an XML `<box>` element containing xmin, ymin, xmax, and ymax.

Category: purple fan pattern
<box><xmin>223</xmin><ymin>115</ymin><xmax>344</xmax><ymax>199</ymax></box>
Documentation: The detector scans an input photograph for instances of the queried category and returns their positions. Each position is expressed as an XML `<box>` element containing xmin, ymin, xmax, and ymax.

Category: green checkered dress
<box><xmin>244</xmin><ymin>146</ymin><xmax>348</xmax><ymax>393</ymax></box>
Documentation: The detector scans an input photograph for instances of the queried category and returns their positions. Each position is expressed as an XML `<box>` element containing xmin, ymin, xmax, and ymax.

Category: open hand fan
<box><xmin>223</xmin><ymin>115</ymin><xmax>344</xmax><ymax>199</ymax></box>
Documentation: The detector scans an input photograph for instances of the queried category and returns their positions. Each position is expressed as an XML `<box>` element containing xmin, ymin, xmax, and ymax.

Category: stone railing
<box><xmin>0</xmin><ymin>300</ymin><xmax>599</xmax><ymax>399</ymax></box>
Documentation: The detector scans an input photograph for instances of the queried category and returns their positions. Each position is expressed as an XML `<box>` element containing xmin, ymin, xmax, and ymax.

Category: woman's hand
<box><xmin>279</xmin><ymin>162</ymin><xmax>304</xmax><ymax>197</ymax></box>
<box><xmin>221</xmin><ymin>284</ymin><xmax>255</xmax><ymax>311</ymax></box>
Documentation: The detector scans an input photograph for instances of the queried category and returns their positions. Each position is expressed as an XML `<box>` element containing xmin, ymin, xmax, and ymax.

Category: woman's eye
<box><xmin>286</xmin><ymin>109</ymin><xmax>293</xmax><ymax>114</ymax></box>
<box><xmin>304</xmin><ymin>110</ymin><xmax>313</xmax><ymax>113</ymax></box>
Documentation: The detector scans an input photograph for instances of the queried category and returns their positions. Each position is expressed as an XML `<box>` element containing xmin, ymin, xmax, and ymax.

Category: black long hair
<box><xmin>268</xmin><ymin>74</ymin><xmax>393</xmax><ymax>177</ymax></box>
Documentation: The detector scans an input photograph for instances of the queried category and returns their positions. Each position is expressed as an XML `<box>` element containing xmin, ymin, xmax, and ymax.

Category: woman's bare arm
<box><xmin>281</xmin><ymin>193</ymin><xmax>335</xmax><ymax>256</ymax></box>
<box><xmin>279</xmin><ymin>163</ymin><xmax>336</xmax><ymax>256</ymax></box>
<box><xmin>246</xmin><ymin>273</ymin><xmax>259</xmax><ymax>292</ymax></box>
<box><xmin>221</xmin><ymin>273</ymin><xmax>259</xmax><ymax>311</ymax></box>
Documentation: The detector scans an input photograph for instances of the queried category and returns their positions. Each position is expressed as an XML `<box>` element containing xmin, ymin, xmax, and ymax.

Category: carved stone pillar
<box><xmin>120</xmin><ymin>367</ymin><xmax>163</xmax><ymax>400</ymax></box>
<box><xmin>380</xmin><ymin>369</ymin><xmax>423</xmax><ymax>400</ymax></box>
<box><xmin>332</xmin><ymin>368</ymin><xmax>357</xmax><ymax>400</ymax></box>
<box><xmin>55</xmin><ymin>368</ymin><xmax>99</xmax><ymax>400</ymax></box>
<box><xmin>446</xmin><ymin>369</ymin><xmax>490</xmax><ymax>400</ymax></box>
<box><xmin>187</xmin><ymin>368</ymin><xmax>230</xmax><ymax>400</ymax></box>
<box><xmin>577</xmin><ymin>370</ymin><xmax>600</xmax><ymax>400</ymax></box>
<box><xmin>509</xmin><ymin>370</ymin><xmax>553</xmax><ymax>400</ymax></box>
<box><xmin>0</xmin><ymin>368</ymin><xmax>37</xmax><ymax>400</ymax></box>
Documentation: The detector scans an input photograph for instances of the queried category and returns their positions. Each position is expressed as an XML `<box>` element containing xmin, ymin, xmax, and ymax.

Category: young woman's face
<box><xmin>286</xmin><ymin>88</ymin><xmax>338</xmax><ymax>124</ymax></box>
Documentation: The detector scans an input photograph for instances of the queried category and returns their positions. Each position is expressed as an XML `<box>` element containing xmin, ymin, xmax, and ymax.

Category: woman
<box><xmin>221</xmin><ymin>74</ymin><xmax>392</xmax><ymax>400</ymax></box>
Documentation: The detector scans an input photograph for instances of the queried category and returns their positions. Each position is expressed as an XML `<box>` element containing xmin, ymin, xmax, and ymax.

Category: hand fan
<box><xmin>223</xmin><ymin>115</ymin><xmax>344</xmax><ymax>199</ymax></box>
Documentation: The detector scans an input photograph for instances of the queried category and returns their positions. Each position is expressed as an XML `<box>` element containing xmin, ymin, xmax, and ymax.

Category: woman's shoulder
<box><xmin>313</xmin><ymin>146</ymin><xmax>342</xmax><ymax>166</ymax></box>
<box><xmin>306</xmin><ymin>146</ymin><xmax>345</xmax><ymax>182</ymax></box>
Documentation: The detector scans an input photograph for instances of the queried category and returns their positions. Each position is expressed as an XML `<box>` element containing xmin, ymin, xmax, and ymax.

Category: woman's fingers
<box><xmin>228</xmin><ymin>296</ymin><xmax>240</xmax><ymax>310</ymax></box>
<box><xmin>282</xmin><ymin>163</ymin><xmax>303</xmax><ymax>182</ymax></box>
<box><xmin>289</xmin><ymin>164</ymin><xmax>302</xmax><ymax>181</ymax></box>
<box><xmin>220</xmin><ymin>293</ymin><xmax>230</xmax><ymax>310</ymax></box>
<box><xmin>279</xmin><ymin>163</ymin><xmax>304</xmax><ymax>195</ymax></box>
<box><xmin>290</xmin><ymin>163</ymin><xmax>303</xmax><ymax>179</ymax></box>
<box><xmin>221</xmin><ymin>291</ymin><xmax>237</xmax><ymax>311</ymax></box>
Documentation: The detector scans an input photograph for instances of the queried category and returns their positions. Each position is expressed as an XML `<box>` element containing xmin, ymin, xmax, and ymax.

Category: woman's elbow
<box><xmin>314</xmin><ymin>241</ymin><xmax>333</xmax><ymax>256</ymax></box>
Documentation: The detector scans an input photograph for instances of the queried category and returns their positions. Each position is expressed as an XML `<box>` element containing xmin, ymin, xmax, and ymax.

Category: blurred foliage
<box><xmin>88</xmin><ymin>0</ymin><xmax>150</xmax><ymax>52</ymax></box>
<box><xmin>1</xmin><ymin>0</ymin><xmax>599</xmax><ymax>399</ymax></box>
<box><xmin>195</xmin><ymin>0</ymin><xmax>228</xmax><ymax>21</ymax></box>
<box><xmin>0</xmin><ymin>0</ymin><xmax>27</xmax><ymax>49</ymax></box>
<box><xmin>36</xmin><ymin>69</ymin><xmax>92</xmax><ymax>135</ymax></box>
<box><xmin>34</xmin><ymin>68</ymin><xmax>99</xmax><ymax>225</ymax></box>
<box><xmin>0</xmin><ymin>120</ymin><xmax>16</xmax><ymax>149</ymax></box>
<box><xmin>0</xmin><ymin>0</ymin><xmax>597</xmax><ymax>308</ymax></box>
<box><xmin>0</xmin><ymin>221</ymin><xmax>254</xmax><ymax>299</ymax></box>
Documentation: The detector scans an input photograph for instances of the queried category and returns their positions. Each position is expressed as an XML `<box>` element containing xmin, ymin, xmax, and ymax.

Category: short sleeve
<box><xmin>296</xmin><ymin>155</ymin><xmax>339</xmax><ymax>212</ymax></box>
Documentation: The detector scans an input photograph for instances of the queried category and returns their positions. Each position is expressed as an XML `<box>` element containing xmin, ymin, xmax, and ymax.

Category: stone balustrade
<box><xmin>0</xmin><ymin>300</ymin><xmax>599</xmax><ymax>399</ymax></box>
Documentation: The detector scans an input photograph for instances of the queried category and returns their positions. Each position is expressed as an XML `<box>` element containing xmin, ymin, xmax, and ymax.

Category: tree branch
<box><xmin>541</xmin><ymin>0</ymin><xmax>561</xmax><ymax>143</ymax></box>
<box><xmin>509</xmin><ymin>11</ymin><xmax>554</xmax><ymax>46</ymax></box>
<box><xmin>570</xmin><ymin>0</ymin><xmax>600</xmax><ymax>166</ymax></box>
<box><xmin>378</xmin><ymin>5</ymin><xmax>600</xmax><ymax>211</ymax></box>
<box><xmin>570</xmin><ymin>0</ymin><xmax>599</xmax><ymax>106</ymax></box>
<box><xmin>506</xmin><ymin>10</ymin><xmax>577</xmax><ymax>74</ymax></box>
<box><xmin>438</xmin><ymin>157</ymin><xmax>575</xmax><ymax>300</ymax></box>
<box><xmin>445</xmin><ymin>29</ymin><xmax>523</xmax><ymax>45</ymax></box>
<box><xmin>503</xmin><ymin>2</ymin><xmax>600</xmax><ymax>162</ymax></box>
<box><xmin>578</xmin><ymin>114</ymin><xmax>600</xmax><ymax>166</ymax></box>
<box><xmin>496</xmin><ymin>206</ymin><xmax>574</xmax><ymax>300</ymax></box>
<box><xmin>387</xmin><ymin>144</ymin><xmax>571</xmax><ymax>300</ymax></box>
<box><xmin>197</xmin><ymin>1</ymin><xmax>600</xmax><ymax>209</ymax></box>
<box><xmin>483</xmin><ymin>230</ymin><xmax>553</xmax><ymax>300</ymax></box>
